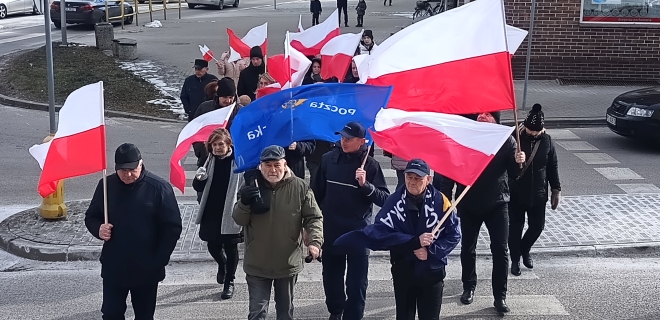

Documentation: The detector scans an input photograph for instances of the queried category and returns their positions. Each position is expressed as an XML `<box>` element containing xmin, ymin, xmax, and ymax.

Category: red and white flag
<box><xmin>199</xmin><ymin>44</ymin><xmax>215</xmax><ymax>62</ymax></box>
<box><xmin>267</xmin><ymin>35</ymin><xmax>312</xmax><ymax>89</ymax></box>
<box><xmin>170</xmin><ymin>104</ymin><xmax>235</xmax><ymax>193</ymax></box>
<box><xmin>29</xmin><ymin>82</ymin><xmax>107</xmax><ymax>197</ymax></box>
<box><xmin>359</xmin><ymin>0</ymin><xmax>515</xmax><ymax>115</ymax></box>
<box><xmin>256</xmin><ymin>82</ymin><xmax>282</xmax><ymax>99</ymax></box>
<box><xmin>320</xmin><ymin>31</ymin><xmax>363</xmax><ymax>81</ymax></box>
<box><xmin>289</xmin><ymin>9</ymin><xmax>340</xmax><ymax>57</ymax></box>
<box><xmin>298</xmin><ymin>14</ymin><xmax>305</xmax><ymax>32</ymax></box>
<box><xmin>227</xmin><ymin>22</ymin><xmax>268</xmax><ymax>62</ymax></box>
<box><xmin>505</xmin><ymin>25</ymin><xmax>528</xmax><ymax>55</ymax></box>
<box><xmin>371</xmin><ymin>108</ymin><xmax>514</xmax><ymax>187</ymax></box>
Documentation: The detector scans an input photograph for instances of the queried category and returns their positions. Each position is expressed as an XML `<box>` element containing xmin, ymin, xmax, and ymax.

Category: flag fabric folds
<box><xmin>29</xmin><ymin>82</ymin><xmax>107</xmax><ymax>197</ymax></box>
<box><xmin>370</xmin><ymin>108</ymin><xmax>515</xmax><ymax>187</ymax></box>
<box><xmin>230</xmin><ymin>83</ymin><xmax>392</xmax><ymax>172</ymax></box>
<box><xmin>199</xmin><ymin>44</ymin><xmax>215</xmax><ymax>62</ymax></box>
<box><xmin>289</xmin><ymin>9</ymin><xmax>340</xmax><ymax>56</ymax></box>
<box><xmin>227</xmin><ymin>22</ymin><xmax>268</xmax><ymax>62</ymax></box>
<box><xmin>320</xmin><ymin>31</ymin><xmax>364</xmax><ymax>81</ymax></box>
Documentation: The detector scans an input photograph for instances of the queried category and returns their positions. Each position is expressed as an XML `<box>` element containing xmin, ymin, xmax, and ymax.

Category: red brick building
<box><xmin>503</xmin><ymin>0</ymin><xmax>660</xmax><ymax>81</ymax></box>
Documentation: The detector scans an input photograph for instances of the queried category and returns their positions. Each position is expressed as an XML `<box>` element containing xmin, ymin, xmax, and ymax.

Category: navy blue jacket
<box><xmin>180</xmin><ymin>73</ymin><xmax>218</xmax><ymax>119</ymax></box>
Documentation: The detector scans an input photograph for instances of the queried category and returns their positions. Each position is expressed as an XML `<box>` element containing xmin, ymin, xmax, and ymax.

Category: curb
<box><xmin>0</xmin><ymin>92</ymin><xmax>186</xmax><ymax>124</ymax></box>
<box><xmin>501</xmin><ymin>117</ymin><xmax>605</xmax><ymax>127</ymax></box>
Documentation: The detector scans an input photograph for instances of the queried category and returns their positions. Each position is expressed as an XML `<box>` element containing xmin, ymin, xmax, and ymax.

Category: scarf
<box><xmin>195</xmin><ymin>154</ymin><xmax>243</xmax><ymax>235</ymax></box>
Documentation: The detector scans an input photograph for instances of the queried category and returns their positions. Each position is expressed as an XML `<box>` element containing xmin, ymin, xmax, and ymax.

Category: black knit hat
<box><xmin>362</xmin><ymin>30</ymin><xmax>373</xmax><ymax>40</ymax></box>
<box><xmin>524</xmin><ymin>104</ymin><xmax>545</xmax><ymax>131</ymax></box>
<box><xmin>216</xmin><ymin>77</ymin><xmax>236</xmax><ymax>97</ymax></box>
<box><xmin>250</xmin><ymin>46</ymin><xmax>264</xmax><ymax>59</ymax></box>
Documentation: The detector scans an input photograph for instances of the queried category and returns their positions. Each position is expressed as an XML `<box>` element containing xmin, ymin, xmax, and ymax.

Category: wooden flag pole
<box><xmin>102</xmin><ymin>169</ymin><xmax>109</xmax><ymax>224</ymax></box>
<box><xmin>361</xmin><ymin>144</ymin><xmax>372</xmax><ymax>169</ymax></box>
<box><xmin>432</xmin><ymin>185</ymin><xmax>471</xmax><ymax>238</ymax></box>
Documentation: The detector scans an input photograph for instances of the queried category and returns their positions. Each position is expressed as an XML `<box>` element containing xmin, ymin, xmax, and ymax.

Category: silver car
<box><xmin>0</xmin><ymin>0</ymin><xmax>40</xmax><ymax>19</ymax></box>
<box><xmin>186</xmin><ymin>0</ymin><xmax>237</xmax><ymax>10</ymax></box>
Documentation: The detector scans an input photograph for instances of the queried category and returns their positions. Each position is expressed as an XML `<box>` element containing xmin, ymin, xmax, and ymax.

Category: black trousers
<box><xmin>322</xmin><ymin>250</ymin><xmax>369</xmax><ymax>319</ymax></box>
<box><xmin>337</xmin><ymin>2</ymin><xmax>348</xmax><ymax>24</ymax></box>
<box><xmin>208</xmin><ymin>241</ymin><xmax>239</xmax><ymax>283</ymax></box>
<box><xmin>102</xmin><ymin>280</ymin><xmax>159</xmax><ymax>320</ymax></box>
<box><xmin>312</xmin><ymin>13</ymin><xmax>320</xmax><ymax>25</ymax></box>
<box><xmin>392</xmin><ymin>262</ymin><xmax>445</xmax><ymax>320</ymax></box>
<box><xmin>460</xmin><ymin>203</ymin><xmax>509</xmax><ymax>300</ymax></box>
<box><xmin>357</xmin><ymin>14</ymin><xmax>364</xmax><ymax>26</ymax></box>
<box><xmin>508</xmin><ymin>201</ymin><xmax>546</xmax><ymax>262</ymax></box>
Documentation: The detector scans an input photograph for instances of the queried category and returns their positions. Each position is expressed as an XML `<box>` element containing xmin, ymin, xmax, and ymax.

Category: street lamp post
<box><xmin>521</xmin><ymin>0</ymin><xmax>537</xmax><ymax>111</ymax></box>
<box><xmin>60</xmin><ymin>0</ymin><xmax>68</xmax><ymax>45</ymax></box>
<box><xmin>44</xmin><ymin>0</ymin><xmax>57</xmax><ymax>134</ymax></box>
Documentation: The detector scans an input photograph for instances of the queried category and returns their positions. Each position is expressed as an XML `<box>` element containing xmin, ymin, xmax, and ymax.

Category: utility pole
<box><xmin>60</xmin><ymin>0</ymin><xmax>68</xmax><ymax>45</ymax></box>
<box><xmin>521</xmin><ymin>0</ymin><xmax>537</xmax><ymax>112</ymax></box>
<box><xmin>44</xmin><ymin>0</ymin><xmax>57</xmax><ymax>134</ymax></box>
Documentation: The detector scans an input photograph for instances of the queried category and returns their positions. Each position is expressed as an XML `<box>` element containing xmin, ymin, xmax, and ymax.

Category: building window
<box><xmin>581</xmin><ymin>0</ymin><xmax>660</xmax><ymax>24</ymax></box>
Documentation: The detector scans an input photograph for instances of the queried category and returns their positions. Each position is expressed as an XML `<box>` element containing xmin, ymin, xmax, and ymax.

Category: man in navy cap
<box><xmin>85</xmin><ymin>143</ymin><xmax>183</xmax><ymax>320</ymax></box>
<box><xmin>312</xmin><ymin>121</ymin><xmax>390</xmax><ymax>320</ymax></box>
<box><xmin>181</xmin><ymin>58</ymin><xmax>218</xmax><ymax>122</ymax></box>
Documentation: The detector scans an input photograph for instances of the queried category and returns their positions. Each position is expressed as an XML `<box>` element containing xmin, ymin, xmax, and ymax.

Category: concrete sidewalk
<box><xmin>2</xmin><ymin>193</ymin><xmax>660</xmax><ymax>262</ymax></box>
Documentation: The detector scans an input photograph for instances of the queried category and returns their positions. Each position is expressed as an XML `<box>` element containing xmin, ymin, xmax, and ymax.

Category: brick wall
<box><xmin>505</xmin><ymin>0</ymin><xmax>660</xmax><ymax>81</ymax></box>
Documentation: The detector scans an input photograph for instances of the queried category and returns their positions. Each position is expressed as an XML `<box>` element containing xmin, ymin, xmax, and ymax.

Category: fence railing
<box><xmin>105</xmin><ymin>0</ymin><xmax>181</xmax><ymax>29</ymax></box>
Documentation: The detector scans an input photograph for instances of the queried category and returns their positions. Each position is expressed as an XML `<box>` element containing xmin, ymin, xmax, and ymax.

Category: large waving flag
<box><xmin>505</xmin><ymin>25</ymin><xmax>528</xmax><ymax>55</ymax></box>
<box><xmin>267</xmin><ymin>37</ymin><xmax>312</xmax><ymax>89</ymax></box>
<box><xmin>29</xmin><ymin>82</ymin><xmax>106</xmax><ymax>197</ymax></box>
<box><xmin>227</xmin><ymin>22</ymin><xmax>268</xmax><ymax>62</ymax></box>
<box><xmin>321</xmin><ymin>31</ymin><xmax>363</xmax><ymax>81</ymax></box>
<box><xmin>170</xmin><ymin>104</ymin><xmax>235</xmax><ymax>193</ymax></box>
<box><xmin>230</xmin><ymin>83</ymin><xmax>392</xmax><ymax>172</ymax></box>
<box><xmin>371</xmin><ymin>108</ymin><xmax>515</xmax><ymax>187</ymax></box>
<box><xmin>358</xmin><ymin>0</ymin><xmax>515</xmax><ymax>114</ymax></box>
<box><xmin>289</xmin><ymin>9</ymin><xmax>340</xmax><ymax>56</ymax></box>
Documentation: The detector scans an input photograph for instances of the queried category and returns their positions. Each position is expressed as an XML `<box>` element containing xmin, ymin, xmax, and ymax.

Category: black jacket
<box><xmin>237</xmin><ymin>63</ymin><xmax>266</xmax><ymax>101</ymax></box>
<box><xmin>310</xmin><ymin>0</ymin><xmax>322</xmax><ymax>13</ymax></box>
<box><xmin>509</xmin><ymin>129</ymin><xmax>561</xmax><ymax>207</ymax></box>
<box><xmin>433</xmin><ymin>136</ymin><xmax>519</xmax><ymax>214</ymax></box>
<box><xmin>312</xmin><ymin>144</ymin><xmax>390</xmax><ymax>251</ymax></box>
<box><xmin>180</xmin><ymin>73</ymin><xmax>218</xmax><ymax>119</ymax></box>
<box><xmin>285</xmin><ymin>141</ymin><xmax>316</xmax><ymax>179</ymax></box>
<box><xmin>84</xmin><ymin>168</ymin><xmax>183</xmax><ymax>286</ymax></box>
<box><xmin>306</xmin><ymin>140</ymin><xmax>335</xmax><ymax>164</ymax></box>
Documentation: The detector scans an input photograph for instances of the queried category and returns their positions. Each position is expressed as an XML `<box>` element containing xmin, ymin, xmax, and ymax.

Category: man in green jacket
<box><xmin>233</xmin><ymin>145</ymin><xmax>324</xmax><ymax>320</ymax></box>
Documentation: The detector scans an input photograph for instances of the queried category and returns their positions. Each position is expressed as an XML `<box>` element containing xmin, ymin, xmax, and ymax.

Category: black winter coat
<box><xmin>306</xmin><ymin>140</ymin><xmax>335</xmax><ymax>164</ymax></box>
<box><xmin>310</xmin><ymin>0</ymin><xmax>322</xmax><ymax>13</ymax></box>
<box><xmin>509</xmin><ymin>129</ymin><xmax>561</xmax><ymax>207</ymax></box>
<box><xmin>433</xmin><ymin>136</ymin><xmax>519</xmax><ymax>214</ymax></box>
<box><xmin>180</xmin><ymin>73</ymin><xmax>218</xmax><ymax>120</ymax></box>
<box><xmin>237</xmin><ymin>63</ymin><xmax>266</xmax><ymax>101</ymax></box>
<box><xmin>312</xmin><ymin>145</ymin><xmax>390</xmax><ymax>252</ymax></box>
<box><xmin>285</xmin><ymin>141</ymin><xmax>316</xmax><ymax>179</ymax></box>
<box><xmin>85</xmin><ymin>168</ymin><xmax>183</xmax><ymax>287</ymax></box>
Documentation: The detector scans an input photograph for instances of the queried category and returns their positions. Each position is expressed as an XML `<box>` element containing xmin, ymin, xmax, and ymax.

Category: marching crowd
<box><xmin>83</xmin><ymin>31</ymin><xmax>561</xmax><ymax>320</ymax></box>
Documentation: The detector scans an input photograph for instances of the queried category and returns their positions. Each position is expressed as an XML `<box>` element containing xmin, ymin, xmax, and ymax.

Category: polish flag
<box><xmin>199</xmin><ymin>44</ymin><xmax>215</xmax><ymax>62</ymax></box>
<box><xmin>371</xmin><ymin>108</ymin><xmax>514</xmax><ymax>187</ymax></box>
<box><xmin>289</xmin><ymin>9</ymin><xmax>340</xmax><ymax>57</ymax></box>
<box><xmin>170</xmin><ymin>104</ymin><xmax>235</xmax><ymax>193</ymax></box>
<box><xmin>358</xmin><ymin>0</ymin><xmax>515</xmax><ymax>115</ymax></box>
<box><xmin>227</xmin><ymin>22</ymin><xmax>268</xmax><ymax>62</ymax></box>
<box><xmin>29</xmin><ymin>82</ymin><xmax>107</xmax><ymax>197</ymax></box>
<box><xmin>320</xmin><ymin>31</ymin><xmax>363</xmax><ymax>82</ymax></box>
<box><xmin>267</xmin><ymin>37</ymin><xmax>312</xmax><ymax>89</ymax></box>
<box><xmin>298</xmin><ymin>14</ymin><xmax>305</xmax><ymax>32</ymax></box>
<box><xmin>256</xmin><ymin>82</ymin><xmax>282</xmax><ymax>99</ymax></box>
<box><xmin>505</xmin><ymin>25</ymin><xmax>528</xmax><ymax>55</ymax></box>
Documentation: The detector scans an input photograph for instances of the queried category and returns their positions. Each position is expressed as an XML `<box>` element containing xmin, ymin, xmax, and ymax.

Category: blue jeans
<box><xmin>322</xmin><ymin>250</ymin><xmax>369</xmax><ymax>319</ymax></box>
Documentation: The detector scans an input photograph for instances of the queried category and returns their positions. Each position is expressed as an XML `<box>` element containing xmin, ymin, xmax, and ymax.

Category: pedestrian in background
<box><xmin>337</xmin><ymin>0</ymin><xmax>349</xmax><ymax>27</ymax></box>
<box><xmin>355</xmin><ymin>0</ymin><xmax>367</xmax><ymax>27</ymax></box>
<box><xmin>311</xmin><ymin>0</ymin><xmax>322</xmax><ymax>25</ymax></box>
<box><xmin>181</xmin><ymin>59</ymin><xmax>218</xmax><ymax>121</ymax></box>
<box><xmin>508</xmin><ymin>104</ymin><xmax>561</xmax><ymax>276</ymax></box>
<box><xmin>237</xmin><ymin>46</ymin><xmax>266</xmax><ymax>101</ymax></box>
<box><xmin>193</xmin><ymin>129</ymin><xmax>244</xmax><ymax>300</ymax></box>
<box><xmin>85</xmin><ymin>143</ymin><xmax>182</xmax><ymax>320</ymax></box>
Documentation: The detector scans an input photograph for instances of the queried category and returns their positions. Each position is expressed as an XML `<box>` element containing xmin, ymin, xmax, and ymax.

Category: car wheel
<box><xmin>53</xmin><ymin>20</ymin><xmax>62</xmax><ymax>28</ymax></box>
<box><xmin>233</xmin><ymin>0</ymin><xmax>238</xmax><ymax>7</ymax></box>
<box><xmin>217</xmin><ymin>0</ymin><xmax>224</xmax><ymax>9</ymax></box>
<box><xmin>188</xmin><ymin>3</ymin><xmax>196</xmax><ymax>8</ymax></box>
<box><xmin>125</xmin><ymin>14</ymin><xmax>133</xmax><ymax>24</ymax></box>
<box><xmin>0</xmin><ymin>4</ymin><xmax>7</xmax><ymax>19</ymax></box>
<box><xmin>138</xmin><ymin>0</ymin><xmax>145</xmax><ymax>3</ymax></box>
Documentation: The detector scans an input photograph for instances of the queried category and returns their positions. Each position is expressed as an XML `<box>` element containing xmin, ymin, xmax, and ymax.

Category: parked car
<box><xmin>50</xmin><ymin>0</ymin><xmax>134</xmax><ymax>28</ymax></box>
<box><xmin>606</xmin><ymin>87</ymin><xmax>660</xmax><ymax>144</ymax></box>
<box><xmin>185</xmin><ymin>0</ymin><xmax>237</xmax><ymax>10</ymax></box>
<box><xmin>137</xmin><ymin>0</ymin><xmax>181</xmax><ymax>4</ymax></box>
<box><xmin>0</xmin><ymin>0</ymin><xmax>40</xmax><ymax>19</ymax></box>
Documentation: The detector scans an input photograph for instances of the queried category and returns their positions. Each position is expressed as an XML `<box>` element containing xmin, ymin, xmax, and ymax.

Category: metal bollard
<box><xmin>94</xmin><ymin>22</ymin><xmax>114</xmax><ymax>51</ymax></box>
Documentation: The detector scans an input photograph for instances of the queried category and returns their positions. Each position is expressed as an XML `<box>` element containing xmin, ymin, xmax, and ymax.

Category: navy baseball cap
<box><xmin>335</xmin><ymin>121</ymin><xmax>366</xmax><ymax>139</ymax></box>
<box><xmin>404</xmin><ymin>159</ymin><xmax>430</xmax><ymax>177</ymax></box>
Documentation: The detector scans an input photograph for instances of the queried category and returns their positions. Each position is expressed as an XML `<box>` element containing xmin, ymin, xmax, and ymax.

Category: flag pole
<box><xmin>498</xmin><ymin>0</ymin><xmax>522</xmax><ymax>167</ymax></box>
<box><xmin>103</xmin><ymin>170</ymin><xmax>109</xmax><ymax>224</ymax></box>
<box><xmin>431</xmin><ymin>185</ymin><xmax>471</xmax><ymax>237</ymax></box>
<box><xmin>361</xmin><ymin>144</ymin><xmax>372</xmax><ymax>169</ymax></box>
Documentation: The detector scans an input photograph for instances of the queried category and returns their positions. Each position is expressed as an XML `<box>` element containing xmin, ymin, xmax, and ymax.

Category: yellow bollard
<box><xmin>39</xmin><ymin>134</ymin><xmax>67</xmax><ymax>219</ymax></box>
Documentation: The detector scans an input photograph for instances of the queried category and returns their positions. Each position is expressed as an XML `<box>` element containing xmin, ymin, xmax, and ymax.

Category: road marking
<box><xmin>594</xmin><ymin>167</ymin><xmax>644</xmax><ymax>180</ymax></box>
<box><xmin>616</xmin><ymin>184</ymin><xmax>660</xmax><ymax>194</ymax></box>
<box><xmin>0</xmin><ymin>33</ymin><xmax>44</xmax><ymax>44</ymax></box>
<box><xmin>382</xmin><ymin>168</ymin><xmax>397</xmax><ymax>178</ymax></box>
<box><xmin>185</xmin><ymin>171</ymin><xmax>196</xmax><ymax>179</ymax></box>
<box><xmin>555</xmin><ymin>140</ymin><xmax>599</xmax><ymax>151</ymax></box>
<box><xmin>544</xmin><ymin>129</ymin><xmax>581</xmax><ymax>140</ymax></box>
<box><xmin>173</xmin><ymin>186</ymin><xmax>196</xmax><ymax>197</ymax></box>
<box><xmin>184</xmin><ymin>157</ymin><xmax>197</xmax><ymax>165</ymax></box>
<box><xmin>573</xmin><ymin>152</ymin><xmax>620</xmax><ymax>165</ymax></box>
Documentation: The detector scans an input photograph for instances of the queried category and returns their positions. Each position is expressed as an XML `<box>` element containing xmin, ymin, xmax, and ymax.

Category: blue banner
<box><xmin>230</xmin><ymin>83</ymin><xmax>393</xmax><ymax>172</ymax></box>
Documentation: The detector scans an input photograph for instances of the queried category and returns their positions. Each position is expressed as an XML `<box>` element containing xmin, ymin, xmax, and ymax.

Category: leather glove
<box><xmin>551</xmin><ymin>189</ymin><xmax>560</xmax><ymax>210</ymax></box>
<box><xmin>239</xmin><ymin>185</ymin><xmax>260</xmax><ymax>206</ymax></box>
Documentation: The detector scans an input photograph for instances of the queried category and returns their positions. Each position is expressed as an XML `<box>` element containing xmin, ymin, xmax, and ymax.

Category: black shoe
<box><xmin>522</xmin><ymin>253</ymin><xmax>534</xmax><ymax>269</ymax></box>
<box><xmin>345</xmin><ymin>23</ymin><xmax>349</xmax><ymax>27</ymax></box>
<box><xmin>216</xmin><ymin>267</ymin><xmax>225</xmax><ymax>284</ymax></box>
<box><xmin>494</xmin><ymin>299</ymin><xmax>510</xmax><ymax>313</ymax></box>
<box><xmin>460</xmin><ymin>290</ymin><xmax>474</xmax><ymax>305</ymax></box>
<box><xmin>511</xmin><ymin>261</ymin><xmax>521</xmax><ymax>276</ymax></box>
<box><xmin>356</xmin><ymin>24</ymin><xmax>361</xmax><ymax>27</ymax></box>
<box><xmin>328</xmin><ymin>315</ymin><xmax>342</xmax><ymax>320</ymax></box>
<box><xmin>221</xmin><ymin>282</ymin><xmax>234</xmax><ymax>299</ymax></box>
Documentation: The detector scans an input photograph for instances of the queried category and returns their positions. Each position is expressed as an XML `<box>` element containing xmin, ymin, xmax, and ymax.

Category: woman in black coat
<box><xmin>192</xmin><ymin>128</ymin><xmax>244</xmax><ymax>299</ymax></box>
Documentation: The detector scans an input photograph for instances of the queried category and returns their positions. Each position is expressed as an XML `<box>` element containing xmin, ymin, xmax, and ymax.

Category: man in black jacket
<box><xmin>85</xmin><ymin>143</ymin><xmax>183</xmax><ymax>320</ymax></box>
<box><xmin>312</xmin><ymin>121</ymin><xmax>390</xmax><ymax>320</ymax></box>
<box><xmin>181</xmin><ymin>59</ymin><xmax>218</xmax><ymax>122</ymax></box>
<box><xmin>509</xmin><ymin>104</ymin><xmax>561</xmax><ymax>276</ymax></box>
<box><xmin>433</xmin><ymin>113</ymin><xmax>525</xmax><ymax>314</ymax></box>
<box><xmin>285</xmin><ymin>140</ymin><xmax>316</xmax><ymax>179</ymax></box>
<box><xmin>237</xmin><ymin>46</ymin><xmax>266</xmax><ymax>101</ymax></box>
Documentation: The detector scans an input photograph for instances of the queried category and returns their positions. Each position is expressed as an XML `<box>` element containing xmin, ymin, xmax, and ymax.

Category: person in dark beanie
<box><xmin>311</xmin><ymin>0</ymin><xmax>322</xmax><ymax>25</ymax></box>
<box><xmin>85</xmin><ymin>143</ymin><xmax>183</xmax><ymax>320</ymax></box>
<box><xmin>237</xmin><ymin>46</ymin><xmax>266</xmax><ymax>101</ymax></box>
<box><xmin>359</xmin><ymin>30</ymin><xmax>378</xmax><ymax>54</ymax></box>
<box><xmin>509</xmin><ymin>103</ymin><xmax>561</xmax><ymax>276</ymax></box>
<box><xmin>181</xmin><ymin>59</ymin><xmax>218</xmax><ymax>122</ymax></box>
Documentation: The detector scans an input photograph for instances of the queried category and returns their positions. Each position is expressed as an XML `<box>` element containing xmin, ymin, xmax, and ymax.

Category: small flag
<box><xmin>199</xmin><ymin>44</ymin><xmax>215</xmax><ymax>62</ymax></box>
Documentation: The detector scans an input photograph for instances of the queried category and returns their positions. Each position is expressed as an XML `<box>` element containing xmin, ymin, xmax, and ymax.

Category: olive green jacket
<box><xmin>232</xmin><ymin>170</ymin><xmax>323</xmax><ymax>279</ymax></box>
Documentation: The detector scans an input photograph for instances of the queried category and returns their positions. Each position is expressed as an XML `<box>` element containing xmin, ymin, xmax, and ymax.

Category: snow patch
<box><xmin>144</xmin><ymin>20</ymin><xmax>163</xmax><ymax>28</ymax></box>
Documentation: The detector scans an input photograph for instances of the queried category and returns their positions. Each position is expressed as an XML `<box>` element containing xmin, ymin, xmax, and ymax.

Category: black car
<box><xmin>606</xmin><ymin>87</ymin><xmax>660</xmax><ymax>144</ymax></box>
<box><xmin>50</xmin><ymin>0</ymin><xmax>134</xmax><ymax>29</ymax></box>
